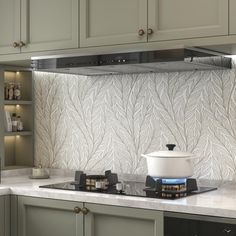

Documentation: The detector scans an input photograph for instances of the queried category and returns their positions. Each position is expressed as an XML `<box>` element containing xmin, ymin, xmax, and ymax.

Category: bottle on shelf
<box><xmin>8</xmin><ymin>83</ymin><xmax>14</xmax><ymax>100</ymax></box>
<box><xmin>4</xmin><ymin>82</ymin><xmax>22</xmax><ymax>101</ymax></box>
<box><xmin>11</xmin><ymin>113</ymin><xmax>18</xmax><ymax>132</ymax></box>
<box><xmin>17</xmin><ymin>115</ymin><xmax>24</xmax><ymax>131</ymax></box>
<box><xmin>4</xmin><ymin>83</ymin><xmax>9</xmax><ymax>100</ymax></box>
<box><xmin>14</xmin><ymin>83</ymin><xmax>21</xmax><ymax>100</ymax></box>
<box><xmin>4</xmin><ymin>110</ymin><xmax>12</xmax><ymax>132</ymax></box>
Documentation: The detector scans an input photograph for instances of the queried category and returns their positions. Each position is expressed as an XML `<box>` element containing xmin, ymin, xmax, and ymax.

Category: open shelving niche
<box><xmin>0</xmin><ymin>65</ymin><xmax>34</xmax><ymax>170</ymax></box>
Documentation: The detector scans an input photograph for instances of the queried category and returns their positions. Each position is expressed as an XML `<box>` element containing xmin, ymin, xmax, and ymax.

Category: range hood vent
<box><xmin>32</xmin><ymin>49</ymin><xmax>232</xmax><ymax>76</ymax></box>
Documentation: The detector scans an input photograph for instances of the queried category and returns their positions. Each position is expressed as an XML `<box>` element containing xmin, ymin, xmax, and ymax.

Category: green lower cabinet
<box><xmin>0</xmin><ymin>196</ymin><xmax>4</xmax><ymax>236</ymax></box>
<box><xmin>17</xmin><ymin>196</ymin><xmax>164</xmax><ymax>236</ymax></box>
<box><xmin>84</xmin><ymin>203</ymin><xmax>163</xmax><ymax>236</ymax></box>
<box><xmin>0</xmin><ymin>195</ymin><xmax>10</xmax><ymax>236</ymax></box>
<box><xmin>18</xmin><ymin>196</ymin><xmax>83</xmax><ymax>236</ymax></box>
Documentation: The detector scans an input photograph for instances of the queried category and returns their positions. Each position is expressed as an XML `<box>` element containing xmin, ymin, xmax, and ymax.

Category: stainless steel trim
<box><xmin>32</xmin><ymin>48</ymin><xmax>232</xmax><ymax>76</ymax></box>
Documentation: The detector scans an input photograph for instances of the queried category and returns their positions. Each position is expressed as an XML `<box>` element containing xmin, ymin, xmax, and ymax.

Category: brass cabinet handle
<box><xmin>138</xmin><ymin>29</ymin><xmax>145</xmax><ymax>36</ymax></box>
<box><xmin>74</xmin><ymin>206</ymin><xmax>81</xmax><ymax>214</ymax></box>
<box><xmin>13</xmin><ymin>42</ymin><xmax>20</xmax><ymax>48</ymax></box>
<box><xmin>81</xmin><ymin>207</ymin><xmax>89</xmax><ymax>215</ymax></box>
<box><xmin>147</xmin><ymin>28</ymin><xmax>153</xmax><ymax>35</ymax></box>
<box><xmin>19</xmin><ymin>41</ymin><xmax>26</xmax><ymax>48</ymax></box>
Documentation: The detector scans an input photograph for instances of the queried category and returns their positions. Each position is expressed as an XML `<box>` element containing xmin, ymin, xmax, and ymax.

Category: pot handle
<box><xmin>166</xmin><ymin>144</ymin><xmax>176</xmax><ymax>151</ymax></box>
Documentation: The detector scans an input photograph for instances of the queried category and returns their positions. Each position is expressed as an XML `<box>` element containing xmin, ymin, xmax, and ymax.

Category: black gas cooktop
<box><xmin>40</xmin><ymin>170</ymin><xmax>217</xmax><ymax>200</ymax></box>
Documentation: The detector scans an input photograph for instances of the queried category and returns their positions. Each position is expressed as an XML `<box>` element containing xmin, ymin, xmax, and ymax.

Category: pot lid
<box><xmin>146</xmin><ymin>151</ymin><xmax>192</xmax><ymax>158</ymax></box>
<box><xmin>144</xmin><ymin>144</ymin><xmax>193</xmax><ymax>158</ymax></box>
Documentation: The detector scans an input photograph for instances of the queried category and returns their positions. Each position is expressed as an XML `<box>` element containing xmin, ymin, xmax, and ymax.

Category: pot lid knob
<box><xmin>166</xmin><ymin>144</ymin><xmax>176</xmax><ymax>151</ymax></box>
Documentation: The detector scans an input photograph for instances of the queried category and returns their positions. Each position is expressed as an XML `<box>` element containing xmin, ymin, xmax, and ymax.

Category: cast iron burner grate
<box><xmin>40</xmin><ymin>170</ymin><xmax>217</xmax><ymax>200</ymax></box>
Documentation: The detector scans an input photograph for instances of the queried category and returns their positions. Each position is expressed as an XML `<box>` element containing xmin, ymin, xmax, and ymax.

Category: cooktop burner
<box><xmin>40</xmin><ymin>170</ymin><xmax>217</xmax><ymax>200</ymax></box>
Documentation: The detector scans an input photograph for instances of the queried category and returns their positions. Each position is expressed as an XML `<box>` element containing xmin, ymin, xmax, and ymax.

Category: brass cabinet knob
<box><xmin>147</xmin><ymin>28</ymin><xmax>153</xmax><ymax>35</ymax></box>
<box><xmin>19</xmin><ymin>41</ymin><xmax>26</xmax><ymax>47</ymax></box>
<box><xmin>138</xmin><ymin>29</ymin><xmax>145</xmax><ymax>36</ymax></box>
<box><xmin>74</xmin><ymin>206</ymin><xmax>81</xmax><ymax>214</ymax></box>
<box><xmin>81</xmin><ymin>207</ymin><xmax>89</xmax><ymax>215</ymax></box>
<box><xmin>13</xmin><ymin>42</ymin><xmax>20</xmax><ymax>48</ymax></box>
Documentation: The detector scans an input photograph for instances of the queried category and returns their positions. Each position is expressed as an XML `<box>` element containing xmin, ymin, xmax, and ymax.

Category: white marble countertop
<box><xmin>1</xmin><ymin>173</ymin><xmax>236</xmax><ymax>219</ymax></box>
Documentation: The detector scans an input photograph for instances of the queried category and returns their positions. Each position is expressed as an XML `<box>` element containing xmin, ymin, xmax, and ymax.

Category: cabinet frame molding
<box><xmin>80</xmin><ymin>0</ymin><xmax>148</xmax><ymax>47</ymax></box>
<box><xmin>0</xmin><ymin>65</ymin><xmax>34</xmax><ymax>169</ymax></box>
<box><xmin>18</xmin><ymin>196</ymin><xmax>83</xmax><ymax>236</ymax></box>
<box><xmin>20</xmin><ymin>0</ymin><xmax>79</xmax><ymax>52</ymax></box>
<box><xmin>84</xmin><ymin>203</ymin><xmax>164</xmax><ymax>236</ymax></box>
<box><xmin>0</xmin><ymin>0</ymin><xmax>21</xmax><ymax>55</ymax></box>
<box><xmin>147</xmin><ymin>0</ymin><xmax>229</xmax><ymax>42</ymax></box>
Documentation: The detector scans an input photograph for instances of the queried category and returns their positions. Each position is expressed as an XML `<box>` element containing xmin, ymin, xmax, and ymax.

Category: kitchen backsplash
<box><xmin>34</xmin><ymin>65</ymin><xmax>236</xmax><ymax>181</ymax></box>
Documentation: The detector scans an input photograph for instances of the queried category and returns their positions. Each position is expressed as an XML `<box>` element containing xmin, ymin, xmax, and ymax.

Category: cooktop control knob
<box><xmin>95</xmin><ymin>181</ymin><xmax>106</xmax><ymax>190</ymax></box>
<box><xmin>116</xmin><ymin>183</ymin><xmax>123</xmax><ymax>192</ymax></box>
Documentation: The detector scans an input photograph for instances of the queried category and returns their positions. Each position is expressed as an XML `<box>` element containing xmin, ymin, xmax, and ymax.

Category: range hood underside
<box><xmin>32</xmin><ymin>49</ymin><xmax>232</xmax><ymax>76</ymax></box>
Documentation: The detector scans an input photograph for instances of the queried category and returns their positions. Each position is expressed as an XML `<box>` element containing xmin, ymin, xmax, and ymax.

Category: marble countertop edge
<box><xmin>1</xmin><ymin>174</ymin><xmax>236</xmax><ymax>219</ymax></box>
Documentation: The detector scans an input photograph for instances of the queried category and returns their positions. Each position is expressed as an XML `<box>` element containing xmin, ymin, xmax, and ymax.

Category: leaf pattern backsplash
<box><xmin>34</xmin><ymin>67</ymin><xmax>236</xmax><ymax>180</ymax></box>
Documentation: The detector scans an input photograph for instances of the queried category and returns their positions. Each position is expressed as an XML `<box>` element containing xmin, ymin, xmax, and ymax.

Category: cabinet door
<box><xmin>20</xmin><ymin>0</ymin><xmax>79</xmax><ymax>52</ymax></box>
<box><xmin>198</xmin><ymin>221</ymin><xmax>236</xmax><ymax>236</ymax></box>
<box><xmin>0</xmin><ymin>196</ymin><xmax>4</xmax><ymax>236</ymax></box>
<box><xmin>80</xmin><ymin>0</ymin><xmax>147</xmax><ymax>47</ymax></box>
<box><xmin>230</xmin><ymin>0</ymin><xmax>236</xmax><ymax>34</ymax></box>
<box><xmin>165</xmin><ymin>217</ymin><xmax>198</xmax><ymax>236</ymax></box>
<box><xmin>148</xmin><ymin>0</ymin><xmax>228</xmax><ymax>42</ymax></box>
<box><xmin>0</xmin><ymin>196</ymin><xmax>10</xmax><ymax>236</ymax></box>
<box><xmin>0</xmin><ymin>0</ymin><xmax>20</xmax><ymax>55</ymax></box>
<box><xmin>84</xmin><ymin>203</ymin><xmax>163</xmax><ymax>236</ymax></box>
<box><xmin>18</xmin><ymin>196</ymin><xmax>83</xmax><ymax>236</ymax></box>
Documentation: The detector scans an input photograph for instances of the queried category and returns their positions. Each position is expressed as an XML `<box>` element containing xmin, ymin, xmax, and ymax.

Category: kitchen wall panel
<box><xmin>34</xmin><ymin>65</ymin><xmax>236</xmax><ymax>181</ymax></box>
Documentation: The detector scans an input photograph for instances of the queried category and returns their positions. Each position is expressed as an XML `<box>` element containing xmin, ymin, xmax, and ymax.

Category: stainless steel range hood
<box><xmin>31</xmin><ymin>48</ymin><xmax>232</xmax><ymax>76</ymax></box>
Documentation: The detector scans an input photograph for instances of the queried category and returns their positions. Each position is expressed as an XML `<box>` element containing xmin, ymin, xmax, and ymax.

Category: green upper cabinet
<box><xmin>80</xmin><ymin>0</ymin><xmax>229</xmax><ymax>47</ymax></box>
<box><xmin>20</xmin><ymin>0</ymin><xmax>79</xmax><ymax>52</ymax></box>
<box><xmin>230</xmin><ymin>0</ymin><xmax>236</xmax><ymax>34</ymax></box>
<box><xmin>0</xmin><ymin>0</ymin><xmax>21</xmax><ymax>55</ymax></box>
<box><xmin>0</xmin><ymin>0</ymin><xmax>79</xmax><ymax>55</ymax></box>
<box><xmin>84</xmin><ymin>203</ymin><xmax>163</xmax><ymax>236</ymax></box>
<box><xmin>0</xmin><ymin>0</ymin><xmax>231</xmax><ymax>55</ymax></box>
<box><xmin>80</xmin><ymin>0</ymin><xmax>148</xmax><ymax>47</ymax></box>
<box><xmin>148</xmin><ymin>0</ymin><xmax>229</xmax><ymax>42</ymax></box>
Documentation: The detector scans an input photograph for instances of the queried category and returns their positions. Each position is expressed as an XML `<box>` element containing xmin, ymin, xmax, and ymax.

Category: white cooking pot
<box><xmin>141</xmin><ymin>144</ymin><xmax>195</xmax><ymax>179</ymax></box>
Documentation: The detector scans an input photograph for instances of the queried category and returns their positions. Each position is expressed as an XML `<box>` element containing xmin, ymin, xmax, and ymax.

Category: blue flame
<box><xmin>161</xmin><ymin>179</ymin><xmax>186</xmax><ymax>185</ymax></box>
<box><xmin>152</xmin><ymin>177</ymin><xmax>186</xmax><ymax>185</ymax></box>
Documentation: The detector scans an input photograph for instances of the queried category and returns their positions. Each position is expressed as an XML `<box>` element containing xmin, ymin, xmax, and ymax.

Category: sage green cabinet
<box><xmin>18</xmin><ymin>196</ymin><xmax>83</xmax><ymax>236</ymax></box>
<box><xmin>148</xmin><ymin>0</ymin><xmax>229</xmax><ymax>42</ymax></box>
<box><xmin>80</xmin><ymin>0</ymin><xmax>229</xmax><ymax>47</ymax></box>
<box><xmin>0</xmin><ymin>196</ymin><xmax>10</xmax><ymax>236</ymax></box>
<box><xmin>20</xmin><ymin>0</ymin><xmax>79</xmax><ymax>52</ymax></box>
<box><xmin>230</xmin><ymin>0</ymin><xmax>236</xmax><ymax>34</ymax></box>
<box><xmin>0</xmin><ymin>66</ymin><xmax>34</xmax><ymax>170</ymax></box>
<box><xmin>0</xmin><ymin>0</ymin><xmax>21</xmax><ymax>55</ymax></box>
<box><xmin>84</xmin><ymin>203</ymin><xmax>163</xmax><ymax>236</ymax></box>
<box><xmin>0</xmin><ymin>0</ymin><xmax>79</xmax><ymax>55</ymax></box>
<box><xmin>17</xmin><ymin>196</ymin><xmax>163</xmax><ymax>236</ymax></box>
<box><xmin>80</xmin><ymin>0</ymin><xmax>148</xmax><ymax>47</ymax></box>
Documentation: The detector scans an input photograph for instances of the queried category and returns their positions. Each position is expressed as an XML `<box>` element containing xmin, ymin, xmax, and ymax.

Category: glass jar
<box><xmin>14</xmin><ymin>82</ymin><xmax>21</xmax><ymax>100</ymax></box>
<box><xmin>8</xmin><ymin>83</ymin><xmax>14</xmax><ymax>100</ymax></box>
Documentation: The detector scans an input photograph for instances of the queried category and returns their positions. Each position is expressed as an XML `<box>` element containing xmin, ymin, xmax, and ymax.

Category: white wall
<box><xmin>34</xmin><ymin>68</ymin><xmax>236</xmax><ymax>180</ymax></box>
